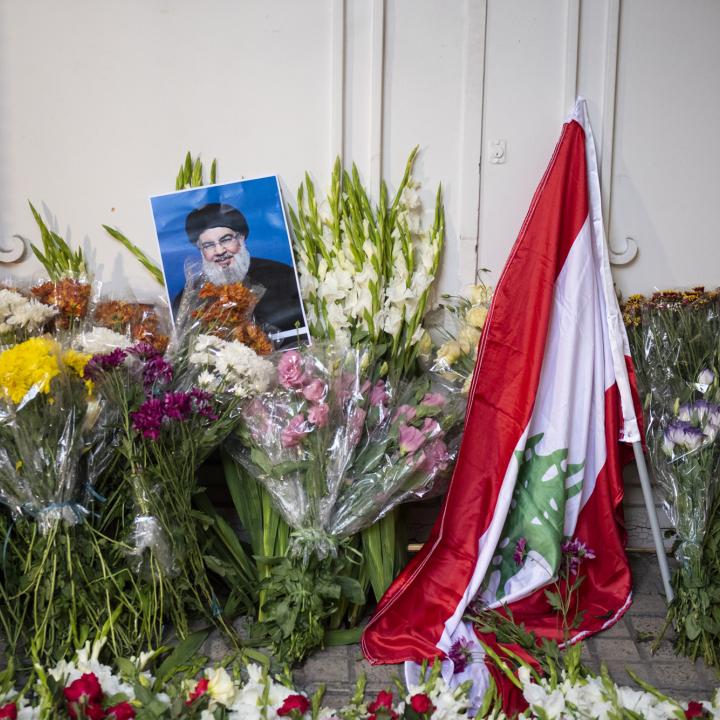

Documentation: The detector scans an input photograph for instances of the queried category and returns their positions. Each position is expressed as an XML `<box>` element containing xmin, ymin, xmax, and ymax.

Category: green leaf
<box><xmin>336</xmin><ymin>575</ymin><xmax>365</xmax><ymax>604</ymax></box>
<box><xmin>155</xmin><ymin>629</ymin><xmax>211</xmax><ymax>682</ymax></box>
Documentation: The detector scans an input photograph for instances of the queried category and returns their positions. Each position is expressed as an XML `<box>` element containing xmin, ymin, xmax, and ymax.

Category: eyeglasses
<box><xmin>199</xmin><ymin>233</ymin><xmax>240</xmax><ymax>252</ymax></box>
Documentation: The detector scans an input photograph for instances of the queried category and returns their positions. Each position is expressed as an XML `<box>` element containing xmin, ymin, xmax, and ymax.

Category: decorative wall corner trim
<box><xmin>0</xmin><ymin>235</ymin><xmax>25</xmax><ymax>264</ymax></box>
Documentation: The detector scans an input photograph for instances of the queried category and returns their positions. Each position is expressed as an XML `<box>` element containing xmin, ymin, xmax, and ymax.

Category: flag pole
<box><xmin>632</xmin><ymin>440</ymin><xmax>674</xmax><ymax>602</ymax></box>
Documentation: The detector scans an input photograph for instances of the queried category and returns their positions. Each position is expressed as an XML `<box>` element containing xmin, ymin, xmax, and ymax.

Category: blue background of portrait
<box><xmin>150</xmin><ymin>175</ymin><xmax>296</xmax><ymax>307</ymax></box>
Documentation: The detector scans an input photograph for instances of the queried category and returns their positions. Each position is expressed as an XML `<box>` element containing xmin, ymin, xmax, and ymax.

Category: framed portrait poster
<box><xmin>150</xmin><ymin>175</ymin><xmax>309</xmax><ymax>345</ymax></box>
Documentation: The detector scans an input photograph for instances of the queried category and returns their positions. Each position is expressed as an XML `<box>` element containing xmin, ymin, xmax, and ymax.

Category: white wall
<box><xmin>1</xmin><ymin>0</ymin><xmax>718</xmax><ymax>302</ymax></box>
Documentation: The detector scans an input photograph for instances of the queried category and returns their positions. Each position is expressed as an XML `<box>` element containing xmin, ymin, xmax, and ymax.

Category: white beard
<box><xmin>201</xmin><ymin>243</ymin><xmax>251</xmax><ymax>285</ymax></box>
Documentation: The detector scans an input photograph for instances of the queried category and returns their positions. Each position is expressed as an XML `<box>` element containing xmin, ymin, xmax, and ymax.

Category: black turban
<box><xmin>185</xmin><ymin>203</ymin><xmax>250</xmax><ymax>244</ymax></box>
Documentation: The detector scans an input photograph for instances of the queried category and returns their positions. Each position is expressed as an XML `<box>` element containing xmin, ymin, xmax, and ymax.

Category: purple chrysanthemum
<box><xmin>84</xmin><ymin>348</ymin><xmax>128</xmax><ymax>378</ymax></box>
<box><xmin>561</xmin><ymin>538</ymin><xmax>596</xmax><ymax>575</ymax></box>
<box><xmin>447</xmin><ymin>637</ymin><xmax>475</xmax><ymax>674</ymax></box>
<box><xmin>142</xmin><ymin>354</ymin><xmax>174</xmax><ymax>393</ymax></box>
<box><xmin>190</xmin><ymin>387</ymin><xmax>218</xmax><ymax>420</ymax></box>
<box><xmin>131</xmin><ymin>398</ymin><xmax>165</xmax><ymax>440</ymax></box>
<box><xmin>162</xmin><ymin>391</ymin><xmax>193</xmax><ymax>421</ymax></box>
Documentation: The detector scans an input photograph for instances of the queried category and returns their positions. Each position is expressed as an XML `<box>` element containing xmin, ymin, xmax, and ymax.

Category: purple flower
<box><xmin>421</xmin><ymin>417</ymin><xmax>441</xmax><ymax>438</ymax></box>
<box><xmin>281</xmin><ymin>414</ymin><xmax>310</xmax><ymax>448</ymax></box>
<box><xmin>127</xmin><ymin>341</ymin><xmax>158</xmax><ymax>359</ymax></box>
<box><xmin>142</xmin><ymin>354</ymin><xmax>174</xmax><ymax>393</ymax></box>
<box><xmin>348</xmin><ymin>407</ymin><xmax>367</xmax><ymax>446</ymax></box>
<box><xmin>162</xmin><ymin>392</ymin><xmax>192</xmax><ymax>421</ymax></box>
<box><xmin>84</xmin><ymin>348</ymin><xmax>127</xmax><ymax>378</ymax></box>
<box><xmin>561</xmin><ymin>537</ymin><xmax>596</xmax><ymax>575</ymax></box>
<box><xmin>393</xmin><ymin>404</ymin><xmax>417</xmax><ymax>423</ymax></box>
<box><xmin>447</xmin><ymin>637</ymin><xmax>475</xmax><ymax>674</ymax></box>
<box><xmin>399</xmin><ymin>424</ymin><xmax>426</xmax><ymax>454</ymax></box>
<box><xmin>513</xmin><ymin>537</ymin><xmax>528</xmax><ymax>567</ymax></box>
<box><xmin>131</xmin><ymin>398</ymin><xmax>165</xmax><ymax>440</ymax></box>
<box><xmin>190</xmin><ymin>388</ymin><xmax>218</xmax><ymax>420</ymax></box>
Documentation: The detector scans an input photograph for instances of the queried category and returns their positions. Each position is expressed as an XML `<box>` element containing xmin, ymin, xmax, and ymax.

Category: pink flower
<box><xmin>281</xmin><ymin>414</ymin><xmax>310</xmax><ymax>447</ymax></box>
<box><xmin>513</xmin><ymin>537</ymin><xmax>528</xmax><ymax>566</ymax></box>
<box><xmin>278</xmin><ymin>350</ymin><xmax>305</xmax><ymax>389</ymax></box>
<box><xmin>277</xmin><ymin>694</ymin><xmax>311</xmax><ymax>717</ymax></box>
<box><xmin>308</xmin><ymin>402</ymin><xmax>330</xmax><ymax>427</ymax></box>
<box><xmin>302</xmin><ymin>379</ymin><xmax>327</xmax><ymax>403</ymax></box>
<box><xmin>421</xmin><ymin>417</ymin><xmax>441</xmax><ymax>437</ymax></box>
<box><xmin>186</xmin><ymin>677</ymin><xmax>209</xmax><ymax>704</ymax></box>
<box><xmin>348</xmin><ymin>407</ymin><xmax>367</xmax><ymax>446</ymax></box>
<box><xmin>410</xmin><ymin>693</ymin><xmax>435</xmax><ymax>715</ymax></box>
<box><xmin>107</xmin><ymin>701</ymin><xmax>136</xmax><ymax>719</ymax></box>
<box><xmin>399</xmin><ymin>424</ymin><xmax>426</xmax><ymax>454</ymax></box>
<box><xmin>421</xmin><ymin>392</ymin><xmax>446</xmax><ymax>407</ymax></box>
<box><xmin>370</xmin><ymin>380</ymin><xmax>389</xmax><ymax>406</ymax></box>
<box><xmin>0</xmin><ymin>704</ymin><xmax>17</xmax><ymax>720</ymax></box>
<box><xmin>685</xmin><ymin>701</ymin><xmax>705</xmax><ymax>718</ymax></box>
<box><xmin>420</xmin><ymin>438</ymin><xmax>450</xmax><ymax>473</ymax></box>
<box><xmin>393</xmin><ymin>404</ymin><xmax>417</xmax><ymax>422</ymax></box>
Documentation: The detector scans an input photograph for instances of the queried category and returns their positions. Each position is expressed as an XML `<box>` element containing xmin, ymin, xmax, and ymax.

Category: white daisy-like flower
<box><xmin>74</xmin><ymin>326</ymin><xmax>131</xmax><ymax>355</ymax></box>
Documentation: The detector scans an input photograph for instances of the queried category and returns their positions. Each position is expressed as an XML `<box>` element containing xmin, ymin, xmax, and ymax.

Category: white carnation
<box><xmin>206</xmin><ymin>666</ymin><xmax>237</xmax><ymax>707</ymax></box>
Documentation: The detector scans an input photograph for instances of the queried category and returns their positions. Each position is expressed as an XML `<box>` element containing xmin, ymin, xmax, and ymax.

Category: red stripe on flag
<box><xmin>362</xmin><ymin>120</ymin><xmax>590</xmax><ymax>664</ymax></box>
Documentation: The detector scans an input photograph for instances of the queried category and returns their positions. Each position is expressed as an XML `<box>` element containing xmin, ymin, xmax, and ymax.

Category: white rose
<box><xmin>206</xmin><ymin>667</ymin><xmax>238</xmax><ymax>707</ymax></box>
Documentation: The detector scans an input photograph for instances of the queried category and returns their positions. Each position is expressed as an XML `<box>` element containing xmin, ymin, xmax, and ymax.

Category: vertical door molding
<box><xmin>564</xmin><ymin>0</ymin><xmax>580</xmax><ymax>114</ymax></box>
<box><xmin>369</xmin><ymin>0</ymin><xmax>386</xmax><ymax>198</ymax></box>
<box><xmin>330</xmin><ymin>0</ymin><xmax>346</xmax><ymax>166</ymax></box>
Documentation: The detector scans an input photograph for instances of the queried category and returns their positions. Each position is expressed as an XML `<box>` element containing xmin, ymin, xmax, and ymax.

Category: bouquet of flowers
<box><xmin>84</xmin><ymin>325</ymin><xmax>273</xmax><ymax>644</ymax></box>
<box><xmin>93</xmin><ymin>299</ymin><xmax>169</xmax><ymax>353</ymax></box>
<box><xmin>28</xmin><ymin>203</ymin><xmax>94</xmax><ymax>332</ymax></box>
<box><xmin>623</xmin><ymin>287</ymin><xmax>720</xmax><ymax>669</ymax></box>
<box><xmin>228</xmin><ymin>343</ymin><xmax>466</xmax><ymax>662</ymax></box>
<box><xmin>0</xmin><ymin>286</ymin><xmax>58</xmax><ymax>343</ymax></box>
<box><xmin>0</xmin><ymin>336</ymin><xmax>125</xmax><ymax>664</ymax></box>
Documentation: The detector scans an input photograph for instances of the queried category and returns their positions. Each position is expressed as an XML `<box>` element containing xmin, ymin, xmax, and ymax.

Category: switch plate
<box><xmin>489</xmin><ymin>139</ymin><xmax>507</xmax><ymax>164</ymax></box>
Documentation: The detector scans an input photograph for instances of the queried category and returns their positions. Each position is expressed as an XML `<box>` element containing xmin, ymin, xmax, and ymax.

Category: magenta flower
<box><xmin>421</xmin><ymin>392</ymin><xmax>446</xmax><ymax>408</ymax></box>
<box><xmin>448</xmin><ymin>637</ymin><xmax>475</xmax><ymax>674</ymax></box>
<box><xmin>399</xmin><ymin>424</ymin><xmax>426</xmax><ymax>454</ymax></box>
<box><xmin>513</xmin><ymin>537</ymin><xmax>528</xmax><ymax>566</ymax></box>
<box><xmin>561</xmin><ymin>538</ymin><xmax>596</xmax><ymax>575</ymax></box>
<box><xmin>308</xmin><ymin>402</ymin><xmax>330</xmax><ymax>428</ymax></box>
<box><xmin>281</xmin><ymin>414</ymin><xmax>310</xmax><ymax>447</ymax></box>
<box><xmin>348</xmin><ymin>407</ymin><xmax>367</xmax><ymax>446</ymax></box>
<box><xmin>131</xmin><ymin>398</ymin><xmax>165</xmax><ymax>440</ymax></box>
<box><xmin>143</xmin><ymin>354</ymin><xmax>174</xmax><ymax>393</ymax></box>
<box><xmin>302</xmin><ymin>379</ymin><xmax>327</xmax><ymax>403</ymax></box>
<box><xmin>84</xmin><ymin>348</ymin><xmax>128</xmax><ymax>378</ymax></box>
<box><xmin>162</xmin><ymin>392</ymin><xmax>193</xmax><ymax>421</ymax></box>
<box><xmin>278</xmin><ymin>350</ymin><xmax>305</xmax><ymax>389</ymax></box>
<box><xmin>370</xmin><ymin>380</ymin><xmax>389</xmax><ymax>407</ymax></box>
<box><xmin>421</xmin><ymin>417</ymin><xmax>441</xmax><ymax>438</ymax></box>
<box><xmin>190</xmin><ymin>388</ymin><xmax>218</xmax><ymax>420</ymax></box>
<box><xmin>420</xmin><ymin>438</ymin><xmax>450</xmax><ymax>474</ymax></box>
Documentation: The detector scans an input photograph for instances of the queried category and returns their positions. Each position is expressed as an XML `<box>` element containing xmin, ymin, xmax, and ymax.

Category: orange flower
<box><xmin>32</xmin><ymin>278</ymin><xmax>91</xmax><ymax>328</ymax></box>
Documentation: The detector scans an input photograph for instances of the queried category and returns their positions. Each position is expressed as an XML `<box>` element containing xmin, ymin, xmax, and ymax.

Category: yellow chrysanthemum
<box><xmin>0</xmin><ymin>337</ymin><xmax>60</xmax><ymax>404</ymax></box>
<box><xmin>63</xmin><ymin>349</ymin><xmax>91</xmax><ymax>378</ymax></box>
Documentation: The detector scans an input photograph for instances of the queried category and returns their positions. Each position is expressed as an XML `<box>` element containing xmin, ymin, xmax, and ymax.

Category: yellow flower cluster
<box><xmin>0</xmin><ymin>338</ymin><xmax>91</xmax><ymax>404</ymax></box>
<box><xmin>0</xmin><ymin>337</ymin><xmax>60</xmax><ymax>403</ymax></box>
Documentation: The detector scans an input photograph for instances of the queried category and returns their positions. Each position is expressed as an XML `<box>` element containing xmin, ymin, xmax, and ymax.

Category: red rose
<box><xmin>410</xmin><ymin>693</ymin><xmax>435</xmax><ymax>715</ymax></box>
<box><xmin>277</xmin><ymin>694</ymin><xmax>311</xmax><ymax>717</ymax></box>
<box><xmin>64</xmin><ymin>673</ymin><xmax>104</xmax><ymax>704</ymax></box>
<box><xmin>186</xmin><ymin>677</ymin><xmax>209</xmax><ymax>704</ymax></box>
<box><xmin>106</xmin><ymin>701</ymin><xmax>136</xmax><ymax>719</ymax></box>
<box><xmin>685</xmin><ymin>701</ymin><xmax>706</xmax><ymax>718</ymax></box>
<box><xmin>84</xmin><ymin>703</ymin><xmax>106</xmax><ymax>720</ymax></box>
<box><xmin>0</xmin><ymin>703</ymin><xmax>17</xmax><ymax>719</ymax></box>
<box><xmin>367</xmin><ymin>690</ymin><xmax>398</xmax><ymax>719</ymax></box>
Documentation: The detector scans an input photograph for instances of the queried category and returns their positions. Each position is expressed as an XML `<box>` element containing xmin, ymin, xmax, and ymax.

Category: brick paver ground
<box><xmin>203</xmin><ymin>552</ymin><xmax>719</xmax><ymax>707</ymax></box>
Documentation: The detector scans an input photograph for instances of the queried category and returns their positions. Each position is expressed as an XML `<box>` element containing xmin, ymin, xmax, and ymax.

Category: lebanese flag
<box><xmin>361</xmin><ymin>99</ymin><xmax>641</xmax><ymax>705</ymax></box>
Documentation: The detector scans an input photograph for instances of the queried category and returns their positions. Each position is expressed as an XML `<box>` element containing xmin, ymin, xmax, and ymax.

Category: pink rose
<box><xmin>393</xmin><ymin>404</ymin><xmax>417</xmax><ymax>422</ymax></box>
<box><xmin>370</xmin><ymin>380</ymin><xmax>388</xmax><ymax>407</ymax></box>
<box><xmin>399</xmin><ymin>424</ymin><xmax>426</xmax><ymax>454</ymax></box>
<box><xmin>281</xmin><ymin>414</ymin><xmax>310</xmax><ymax>447</ymax></box>
<box><xmin>420</xmin><ymin>438</ymin><xmax>450</xmax><ymax>473</ymax></box>
<box><xmin>421</xmin><ymin>392</ymin><xmax>446</xmax><ymax>408</ymax></box>
<box><xmin>421</xmin><ymin>417</ymin><xmax>441</xmax><ymax>437</ymax></box>
<box><xmin>278</xmin><ymin>350</ymin><xmax>305</xmax><ymax>389</ymax></box>
<box><xmin>302</xmin><ymin>379</ymin><xmax>327</xmax><ymax>403</ymax></box>
<box><xmin>308</xmin><ymin>402</ymin><xmax>330</xmax><ymax>427</ymax></box>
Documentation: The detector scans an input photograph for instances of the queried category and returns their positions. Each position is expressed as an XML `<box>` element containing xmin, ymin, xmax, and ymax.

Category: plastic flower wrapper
<box><xmin>227</xmin><ymin>342</ymin><xmax>467</xmax><ymax>662</ymax></box>
<box><xmin>93</xmin><ymin>296</ymin><xmax>170</xmax><ymax>353</ymax></box>
<box><xmin>84</xmin><ymin>333</ymin><xmax>273</xmax><ymax>644</ymax></box>
<box><xmin>0</xmin><ymin>285</ymin><xmax>58</xmax><ymax>344</ymax></box>
<box><xmin>0</xmin><ymin>337</ymin><xmax>126</xmax><ymax>664</ymax></box>
<box><xmin>173</xmin><ymin>259</ymin><xmax>273</xmax><ymax>356</ymax></box>
<box><xmin>636</xmin><ymin>286</ymin><xmax>720</xmax><ymax>669</ymax></box>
